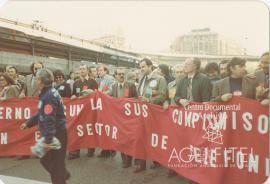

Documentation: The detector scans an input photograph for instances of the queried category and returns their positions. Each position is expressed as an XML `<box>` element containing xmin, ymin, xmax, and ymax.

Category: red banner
<box><xmin>0</xmin><ymin>92</ymin><xmax>268</xmax><ymax>184</ymax></box>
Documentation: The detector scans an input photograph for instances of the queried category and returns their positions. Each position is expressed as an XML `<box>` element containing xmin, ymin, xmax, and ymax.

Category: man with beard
<box><xmin>7</xmin><ymin>66</ymin><xmax>25</xmax><ymax>93</ymax></box>
<box><xmin>219</xmin><ymin>59</ymin><xmax>230</xmax><ymax>79</ymax></box>
<box><xmin>254</xmin><ymin>52</ymin><xmax>269</xmax><ymax>106</ymax></box>
<box><xmin>212</xmin><ymin>57</ymin><xmax>256</xmax><ymax>102</ymax></box>
<box><xmin>205</xmin><ymin>62</ymin><xmax>221</xmax><ymax>84</ymax></box>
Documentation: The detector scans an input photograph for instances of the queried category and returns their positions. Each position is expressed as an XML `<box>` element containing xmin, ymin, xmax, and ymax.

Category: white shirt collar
<box><xmin>188</xmin><ymin>74</ymin><xmax>195</xmax><ymax>79</ymax></box>
<box><xmin>118</xmin><ymin>82</ymin><xmax>124</xmax><ymax>86</ymax></box>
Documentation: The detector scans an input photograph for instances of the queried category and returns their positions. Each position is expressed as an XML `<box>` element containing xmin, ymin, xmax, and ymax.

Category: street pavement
<box><xmin>0</xmin><ymin>175</ymin><xmax>49</xmax><ymax>184</ymax></box>
<box><xmin>0</xmin><ymin>149</ymin><xmax>187</xmax><ymax>184</ymax></box>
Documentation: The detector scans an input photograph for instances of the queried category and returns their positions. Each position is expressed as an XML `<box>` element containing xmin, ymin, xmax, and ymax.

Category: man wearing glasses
<box><xmin>109</xmin><ymin>67</ymin><xmax>137</xmax><ymax>168</ymax></box>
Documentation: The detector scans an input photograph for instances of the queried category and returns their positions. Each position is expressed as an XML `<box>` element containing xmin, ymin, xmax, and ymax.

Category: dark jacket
<box><xmin>73</xmin><ymin>77</ymin><xmax>98</xmax><ymax>97</ymax></box>
<box><xmin>174</xmin><ymin>72</ymin><xmax>212</xmax><ymax>104</ymax></box>
<box><xmin>254</xmin><ymin>69</ymin><xmax>269</xmax><ymax>88</ymax></box>
<box><xmin>138</xmin><ymin>73</ymin><xmax>168</xmax><ymax>105</ymax></box>
<box><xmin>55</xmin><ymin>82</ymin><xmax>72</xmax><ymax>98</ymax></box>
<box><xmin>164</xmin><ymin>75</ymin><xmax>175</xmax><ymax>85</ymax></box>
<box><xmin>254</xmin><ymin>70</ymin><xmax>269</xmax><ymax>100</ymax></box>
<box><xmin>111</xmin><ymin>81</ymin><xmax>137</xmax><ymax>98</ymax></box>
<box><xmin>26</xmin><ymin>87</ymin><xmax>67</xmax><ymax>144</ymax></box>
<box><xmin>211</xmin><ymin>76</ymin><xmax>256</xmax><ymax>101</ymax></box>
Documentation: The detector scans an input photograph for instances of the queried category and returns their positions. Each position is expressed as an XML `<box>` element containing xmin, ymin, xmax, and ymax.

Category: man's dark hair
<box><xmin>140</xmin><ymin>58</ymin><xmax>153</xmax><ymax>67</ymax></box>
<box><xmin>8</xmin><ymin>66</ymin><xmax>18</xmax><ymax>74</ymax></box>
<box><xmin>228</xmin><ymin>57</ymin><xmax>246</xmax><ymax>68</ymax></box>
<box><xmin>228</xmin><ymin>57</ymin><xmax>246</xmax><ymax>74</ymax></box>
<box><xmin>88</xmin><ymin>66</ymin><xmax>97</xmax><ymax>74</ymax></box>
<box><xmin>158</xmin><ymin>64</ymin><xmax>170</xmax><ymax>76</ymax></box>
<box><xmin>30</xmin><ymin>61</ymin><xmax>44</xmax><ymax>73</ymax></box>
<box><xmin>68</xmin><ymin>71</ymin><xmax>74</xmax><ymax>78</ymax></box>
<box><xmin>219</xmin><ymin>59</ymin><xmax>229</xmax><ymax>69</ymax></box>
<box><xmin>205</xmin><ymin>62</ymin><xmax>219</xmax><ymax>73</ymax></box>
<box><xmin>54</xmin><ymin>70</ymin><xmax>65</xmax><ymax>78</ymax></box>
<box><xmin>115</xmin><ymin>67</ymin><xmax>125</xmax><ymax>75</ymax></box>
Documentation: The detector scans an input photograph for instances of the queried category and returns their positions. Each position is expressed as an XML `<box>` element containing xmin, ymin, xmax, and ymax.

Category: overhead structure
<box><xmin>0</xmin><ymin>18</ymin><xmax>140</xmax><ymax>73</ymax></box>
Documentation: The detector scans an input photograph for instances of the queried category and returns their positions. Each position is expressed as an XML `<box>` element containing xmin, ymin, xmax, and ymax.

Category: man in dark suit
<box><xmin>212</xmin><ymin>57</ymin><xmax>256</xmax><ymax>102</ymax></box>
<box><xmin>174</xmin><ymin>57</ymin><xmax>212</xmax><ymax>184</ymax></box>
<box><xmin>110</xmin><ymin>67</ymin><xmax>137</xmax><ymax>168</ymax></box>
<box><xmin>174</xmin><ymin>57</ymin><xmax>212</xmax><ymax>107</ymax></box>
<box><xmin>111</xmin><ymin>68</ymin><xmax>137</xmax><ymax>99</ymax></box>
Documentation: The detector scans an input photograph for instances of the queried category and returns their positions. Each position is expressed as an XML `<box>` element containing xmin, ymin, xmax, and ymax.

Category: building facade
<box><xmin>92</xmin><ymin>35</ymin><xmax>126</xmax><ymax>49</ymax></box>
<box><xmin>170</xmin><ymin>28</ymin><xmax>244</xmax><ymax>56</ymax></box>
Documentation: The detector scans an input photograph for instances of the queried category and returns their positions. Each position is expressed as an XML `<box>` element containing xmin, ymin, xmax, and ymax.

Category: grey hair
<box><xmin>126</xmin><ymin>71</ymin><xmax>136</xmax><ymax>81</ymax></box>
<box><xmin>36</xmin><ymin>68</ymin><xmax>54</xmax><ymax>86</ymax></box>
<box><xmin>173</xmin><ymin>64</ymin><xmax>184</xmax><ymax>71</ymax></box>
<box><xmin>185</xmin><ymin>57</ymin><xmax>201</xmax><ymax>71</ymax></box>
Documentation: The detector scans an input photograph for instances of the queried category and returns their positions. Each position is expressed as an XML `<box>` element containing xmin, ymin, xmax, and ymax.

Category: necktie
<box><xmin>117</xmin><ymin>83</ymin><xmax>124</xmax><ymax>98</ymax></box>
<box><xmin>187</xmin><ymin>77</ymin><xmax>192</xmax><ymax>86</ymax></box>
<box><xmin>140</xmin><ymin>76</ymin><xmax>147</xmax><ymax>96</ymax></box>
<box><xmin>31</xmin><ymin>76</ymin><xmax>36</xmax><ymax>88</ymax></box>
<box><xmin>265</xmin><ymin>74</ymin><xmax>269</xmax><ymax>88</ymax></box>
<box><xmin>187</xmin><ymin>77</ymin><xmax>193</xmax><ymax>101</ymax></box>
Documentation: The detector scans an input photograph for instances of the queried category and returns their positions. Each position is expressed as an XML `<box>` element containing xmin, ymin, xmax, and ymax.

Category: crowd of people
<box><xmin>0</xmin><ymin>51</ymin><xmax>269</xmax><ymax>182</ymax></box>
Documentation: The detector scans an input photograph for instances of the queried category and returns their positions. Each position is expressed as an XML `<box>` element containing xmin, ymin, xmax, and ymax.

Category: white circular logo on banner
<box><xmin>76</xmin><ymin>88</ymin><xmax>81</xmax><ymax>93</ymax></box>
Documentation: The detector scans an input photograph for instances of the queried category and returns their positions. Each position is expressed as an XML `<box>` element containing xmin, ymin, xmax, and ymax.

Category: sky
<box><xmin>0</xmin><ymin>0</ymin><xmax>269</xmax><ymax>56</ymax></box>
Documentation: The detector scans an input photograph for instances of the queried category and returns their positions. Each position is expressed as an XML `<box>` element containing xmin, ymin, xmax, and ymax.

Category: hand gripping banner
<box><xmin>0</xmin><ymin>91</ymin><xmax>268</xmax><ymax>184</ymax></box>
